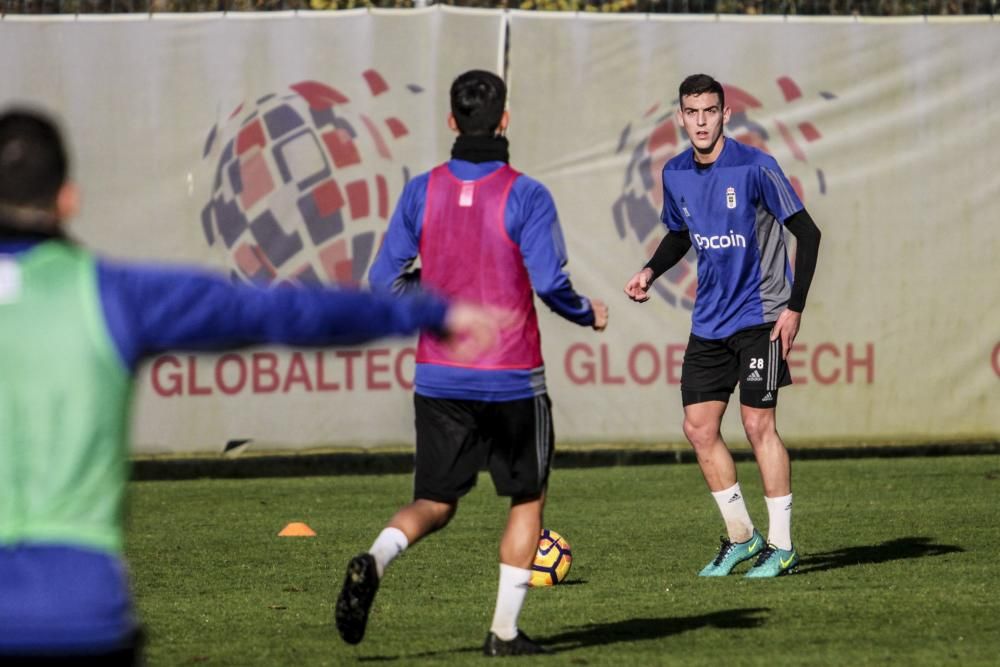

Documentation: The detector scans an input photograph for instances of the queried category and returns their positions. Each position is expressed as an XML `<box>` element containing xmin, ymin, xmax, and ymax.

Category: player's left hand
<box><xmin>770</xmin><ymin>309</ymin><xmax>801</xmax><ymax>360</ymax></box>
<box><xmin>590</xmin><ymin>298</ymin><xmax>609</xmax><ymax>332</ymax></box>
<box><xmin>623</xmin><ymin>268</ymin><xmax>654</xmax><ymax>303</ymax></box>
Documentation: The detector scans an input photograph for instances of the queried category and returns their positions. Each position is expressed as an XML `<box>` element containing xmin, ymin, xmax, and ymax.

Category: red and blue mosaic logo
<box><xmin>200</xmin><ymin>70</ymin><xmax>421</xmax><ymax>286</ymax></box>
<box><xmin>612</xmin><ymin>76</ymin><xmax>833</xmax><ymax>310</ymax></box>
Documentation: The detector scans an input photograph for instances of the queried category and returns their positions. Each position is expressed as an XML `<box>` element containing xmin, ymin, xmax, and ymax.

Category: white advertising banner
<box><xmin>508</xmin><ymin>13</ymin><xmax>999</xmax><ymax>445</ymax></box>
<box><xmin>0</xmin><ymin>9</ymin><xmax>506</xmax><ymax>453</ymax></box>
<box><xmin>1</xmin><ymin>11</ymin><xmax>996</xmax><ymax>452</ymax></box>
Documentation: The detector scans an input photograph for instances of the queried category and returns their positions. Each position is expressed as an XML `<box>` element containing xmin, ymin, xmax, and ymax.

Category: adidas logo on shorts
<box><xmin>747</xmin><ymin>370</ymin><xmax>763</xmax><ymax>382</ymax></box>
<box><xmin>762</xmin><ymin>392</ymin><xmax>774</xmax><ymax>402</ymax></box>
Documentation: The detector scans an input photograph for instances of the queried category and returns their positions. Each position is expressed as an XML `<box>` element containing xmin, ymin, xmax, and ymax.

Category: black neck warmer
<box><xmin>0</xmin><ymin>216</ymin><xmax>65</xmax><ymax>241</ymax></box>
<box><xmin>450</xmin><ymin>134</ymin><xmax>510</xmax><ymax>164</ymax></box>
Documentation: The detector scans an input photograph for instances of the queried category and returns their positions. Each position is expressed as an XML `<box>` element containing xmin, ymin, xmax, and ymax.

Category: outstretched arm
<box><xmin>97</xmin><ymin>261</ymin><xmax>497</xmax><ymax>370</ymax></box>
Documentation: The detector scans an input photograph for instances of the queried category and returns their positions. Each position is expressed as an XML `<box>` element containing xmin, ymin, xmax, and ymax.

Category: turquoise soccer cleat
<box><xmin>745</xmin><ymin>544</ymin><xmax>800</xmax><ymax>578</ymax></box>
<box><xmin>698</xmin><ymin>529</ymin><xmax>765</xmax><ymax>577</ymax></box>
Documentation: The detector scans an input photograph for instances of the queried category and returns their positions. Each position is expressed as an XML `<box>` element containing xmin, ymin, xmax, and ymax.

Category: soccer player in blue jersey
<box><xmin>335</xmin><ymin>70</ymin><xmax>608</xmax><ymax>656</ymax></box>
<box><xmin>0</xmin><ymin>107</ymin><xmax>499</xmax><ymax>664</ymax></box>
<box><xmin>624</xmin><ymin>74</ymin><xmax>822</xmax><ymax>578</ymax></box>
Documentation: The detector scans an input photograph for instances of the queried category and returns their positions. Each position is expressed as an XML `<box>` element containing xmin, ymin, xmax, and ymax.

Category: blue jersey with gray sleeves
<box><xmin>661</xmin><ymin>138</ymin><xmax>803</xmax><ymax>340</ymax></box>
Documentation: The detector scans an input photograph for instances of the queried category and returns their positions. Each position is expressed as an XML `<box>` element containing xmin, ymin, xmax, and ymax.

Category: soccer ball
<box><xmin>529</xmin><ymin>529</ymin><xmax>572</xmax><ymax>587</ymax></box>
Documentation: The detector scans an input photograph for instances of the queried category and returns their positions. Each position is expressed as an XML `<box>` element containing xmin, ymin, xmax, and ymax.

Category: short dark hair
<box><xmin>0</xmin><ymin>108</ymin><xmax>68</xmax><ymax>210</ymax></box>
<box><xmin>449</xmin><ymin>70</ymin><xmax>506</xmax><ymax>137</ymax></box>
<box><xmin>678</xmin><ymin>74</ymin><xmax>725</xmax><ymax>109</ymax></box>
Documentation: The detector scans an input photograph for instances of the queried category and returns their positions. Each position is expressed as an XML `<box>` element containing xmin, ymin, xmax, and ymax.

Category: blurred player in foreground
<box><xmin>624</xmin><ymin>74</ymin><xmax>821</xmax><ymax>578</ymax></box>
<box><xmin>0</xmin><ymin>107</ymin><xmax>498</xmax><ymax>664</ymax></box>
<box><xmin>335</xmin><ymin>69</ymin><xmax>608</xmax><ymax>657</ymax></box>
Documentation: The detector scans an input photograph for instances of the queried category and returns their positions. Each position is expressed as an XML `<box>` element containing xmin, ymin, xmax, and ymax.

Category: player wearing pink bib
<box><xmin>416</xmin><ymin>163</ymin><xmax>542</xmax><ymax>371</ymax></box>
<box><xmin>336</xmin><ymin>70</ymin><xmax>608</xmax><ymax>657</ymax></box>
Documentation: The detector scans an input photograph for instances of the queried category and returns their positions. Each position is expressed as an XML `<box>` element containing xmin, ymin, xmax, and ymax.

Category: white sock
<box><xmin>764</xmin><ymin>494</ymin><xmax>793</xmax><ymax>551</ymax></box>
<box><xmin>368</xmin><ymin>527</ymin><xmax>409</xmax><ymax>578</ymax></box>
<box><xmin>710</xmin><ymin>483</ymin><xmax>755</xmax><ymax>543</ymax></box>
<box><xmin>489</xmin><ymin>563</ymin><xmax>532</xmax><ymax>641</ymax></box>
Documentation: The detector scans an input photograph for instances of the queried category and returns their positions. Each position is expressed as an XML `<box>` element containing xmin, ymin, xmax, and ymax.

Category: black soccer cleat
<box><xmin>335</xmin><ymin>553</ymin><xmax>380</xmax><ymax>645</ymax></box>
<box><xmin>483</xmin><ymin>630</ymin><xmax>552</xmax><ymax>657</ymax></box>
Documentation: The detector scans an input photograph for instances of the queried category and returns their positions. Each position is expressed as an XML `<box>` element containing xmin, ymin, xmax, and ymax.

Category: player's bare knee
<box><xmin>683</xmin><ymin>418</ymin><xmax>719</xmax><ymax>450</ymax></box>
<box><xmin>436</xmin><ymin>502</ymin><xmax>458</xmax><ymax>527</ymax></box>
<box><xmin>741</xmin><ymin>413</ymin><xmax>777</xmax><ymax>447</ymax></box>
<box><xmin>415</xmin><ymin>498</ymin><xmax>457</xmax><ymax>529</ymax></box>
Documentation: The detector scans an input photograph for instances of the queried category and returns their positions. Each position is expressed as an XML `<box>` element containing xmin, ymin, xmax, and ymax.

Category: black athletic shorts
<box><xmin>681</xmin><ymin>324</ymin><xmax>791</xmax><ymax>409</ymax></box>
<box><xmin>413</xmin><ymin>393</ymin><xmax>554</xmax><ymax>502</ymax></box>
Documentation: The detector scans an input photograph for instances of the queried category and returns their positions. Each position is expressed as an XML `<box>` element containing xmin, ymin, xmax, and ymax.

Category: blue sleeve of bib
<box><xmin>368</xmin><ymin>174</ymin><xmax>428</xmax><ymax>295</ymax></box>
<box><xmin>506</xmin><ymin>177</ymin><xmax>594</xmax><ymax>327</ymax></box>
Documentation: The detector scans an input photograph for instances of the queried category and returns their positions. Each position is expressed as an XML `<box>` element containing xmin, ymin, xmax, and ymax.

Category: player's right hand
<box><xmin>590</xmin><ymin>298</ymin><xmax>608</xmax><ymax>332</ymax></box>
<box><xmin>624</xmin><ymin>268</ymin><xmax>654</xmax><ymax>303</ymax></box>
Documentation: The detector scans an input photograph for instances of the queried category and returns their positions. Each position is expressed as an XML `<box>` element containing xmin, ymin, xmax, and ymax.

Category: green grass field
<box><xmin>127</xmin><ymin>454</ymin><xmax>1000</xmax><ymax>666</ymax></box>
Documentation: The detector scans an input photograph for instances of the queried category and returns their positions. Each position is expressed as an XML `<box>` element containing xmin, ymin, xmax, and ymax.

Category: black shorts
<box><xmin>681</xmin><ymin>324</ymin><xmax>791</xmax><ymax>409</ymax></box>
<box><xmin>413</xmin><ymin>393</ymin><xmax>554</xmax><ymax>502</ymax></box>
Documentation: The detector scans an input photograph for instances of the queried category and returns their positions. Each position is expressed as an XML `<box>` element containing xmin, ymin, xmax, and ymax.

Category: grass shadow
<box><xmin>542</xmin><ymin>607</ymin><xmax>769</xmax><ymax>651</ymax></box>
<box><xmin>357</xmin><ymin>607</ymin><xmax>769</xmax><ymax>660</ymax></box>
<box><xmin>797</xmin><ymin>536</ymin><xmax>964</xmax><ymax>575</ymax></box>
<box><xmin>551</xmin><ymin>578</ymin><xmax>587</xmax><ymax>586</ymax></box>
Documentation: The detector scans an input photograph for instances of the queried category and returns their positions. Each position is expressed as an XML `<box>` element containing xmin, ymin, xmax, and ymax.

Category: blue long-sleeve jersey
<box><xmin>368</xmin><ymin>159</ymin><xmax>594</xmax><ymax>401</ymax></box>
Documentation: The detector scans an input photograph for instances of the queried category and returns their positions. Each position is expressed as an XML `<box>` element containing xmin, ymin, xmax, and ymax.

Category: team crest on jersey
<box><xmin>726</xmin><ymin>187</ymin><xmax>737</xmax><ymax>209</ymax></box>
